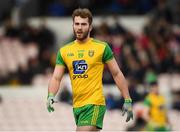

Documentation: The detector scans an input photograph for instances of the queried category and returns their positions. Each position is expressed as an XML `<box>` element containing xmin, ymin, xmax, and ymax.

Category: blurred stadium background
<box><xmin>0</xmin><ymin>0</ymin><xmax>180</xmax><ymax>131</ymax></box>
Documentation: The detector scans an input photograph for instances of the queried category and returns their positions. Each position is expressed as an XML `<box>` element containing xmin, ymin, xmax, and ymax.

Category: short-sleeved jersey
<box><xmin>144</xmin><ymin>93</ymin><xmax>167</xmax><ymax>126</ymax></box>
<box><xmin>56</xmin><ymin>38</ymin><xmax>113</xmax><ymax>108</ymax></box>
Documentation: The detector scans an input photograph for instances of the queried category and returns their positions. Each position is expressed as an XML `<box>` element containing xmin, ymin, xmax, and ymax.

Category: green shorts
<box><xmin>73</xmin><ymin>104</ymin><xmax>106</xmax><ymax>129</ymax></box>
<box><xmin>146</xmin><ymin>123</ymin><xmax>169</xmax><ymax>131</ymax></box>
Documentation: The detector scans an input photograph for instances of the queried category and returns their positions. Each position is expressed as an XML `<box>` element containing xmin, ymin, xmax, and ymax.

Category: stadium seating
<box><xmin>0</xmin><ymin>38</ymin><xmax>38</xmax><ymax>76</ymax></box>
<box><xmin>0</xmin><ymin>87</ymin><xmax>179</xmax><ymax>131</ymax></box>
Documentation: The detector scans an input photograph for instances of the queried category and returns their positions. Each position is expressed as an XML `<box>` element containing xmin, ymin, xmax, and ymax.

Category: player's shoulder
<box><xmin>145</xmin><ymin>94</ymin><xmax>152</xmax><ymax>101</ymax></box>
<box><xmin>92</xmin><ymin>38</ymin><xmax>109</xmax><ymax>47</ymax></box>
<box><xmin>159</xmin><ymin>95</ymin><xmax>166</xmax><ymax>101</ymax></box>
<box><xmin>58</xmin><ymin>40</ymin><xmax>75</xmax><ymax>51</ymax></box>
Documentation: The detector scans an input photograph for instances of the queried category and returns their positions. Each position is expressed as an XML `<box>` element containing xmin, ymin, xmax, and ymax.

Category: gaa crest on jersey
<box><xmin>78</xmin><ymin>52</ymin><xmax>84</xmax><ymax>58</ymax></box>
<box><xmin>72</xmin><ymin>60</ymin><xmax>88</xmax><ymax>74</ymax></box>
<box><xmin>88</xmin><ymin>50</ymin><xmax>94</xmax><ymax>57</ymax></box>
<box><xmin>78</xmin><ymin>50</ymin><xmax>84</xmax><ymax>58</ymax></box>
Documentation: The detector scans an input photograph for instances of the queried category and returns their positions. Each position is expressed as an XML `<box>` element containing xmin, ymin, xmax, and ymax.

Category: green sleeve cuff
<box><xmin>48</xmin><ymin>93</ymin><xmax>55</xmax><ymax>97</ymax></box>
<box><xmin>125</xmin><ymin>98</ymin><xmax>132</xmax><ymax>103</ymax></box>
<box><xmin>144</xmin><ymin>98</ymin><xmax>151</xmax><ymax>106</ymax></box>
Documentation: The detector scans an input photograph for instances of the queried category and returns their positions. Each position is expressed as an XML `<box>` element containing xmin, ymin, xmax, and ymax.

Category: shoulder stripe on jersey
<box><xmin>60</xmin><ymin>41</ymin><xmax>75</xmax><ymax>48</ymax></box>
<box><xmin>92</xmin><ymin>39</ymin><xmax>107</xmax><ymax>45</ymax></box>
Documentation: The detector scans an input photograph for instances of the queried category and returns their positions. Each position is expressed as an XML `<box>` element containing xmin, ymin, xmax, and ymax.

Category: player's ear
<box><xmin>72</xmin><ymin>22</ymin><xmax>74</xmax><ymax>28</ymax></box>
<box><xmin>89</xmin><ymin>24</ymin><xmax>93</xmax><ymax>32</ymax></box>
<box><xmin>72</xmin><ymin>20</ymin><xmax>75</xmax><ymax>27</ymax></box>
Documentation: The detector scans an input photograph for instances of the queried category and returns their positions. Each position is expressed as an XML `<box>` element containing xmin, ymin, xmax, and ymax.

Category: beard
<box><xmin>74</xmin><ymin>28</ymin><xmax>90</xmax><ymax>41</ymax></box>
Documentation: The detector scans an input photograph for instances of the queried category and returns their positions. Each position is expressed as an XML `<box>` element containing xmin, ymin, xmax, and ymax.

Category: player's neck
<box><xmin>76</xmin><ymin>36</ymin><xmax>91</xmax><ymax>44</ymax></box>
<box><xmin>151</xmin><ymin>91</ymin><xmax>159</xmax><ymax>95</ymax></box>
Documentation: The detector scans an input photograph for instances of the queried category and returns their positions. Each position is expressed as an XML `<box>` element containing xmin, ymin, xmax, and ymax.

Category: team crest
<box><xmin>78</xmin><ymin>53</ymin><xmax>84</xmax><ymax>58</ymax></box>
<box><xmin>88</xmin><ymin>50</ymin><xmax>94</xmax><ymax>57</ymax></box>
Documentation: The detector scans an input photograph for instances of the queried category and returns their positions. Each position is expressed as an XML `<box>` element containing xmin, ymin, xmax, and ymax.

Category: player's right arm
<box><xmin>47</xmin><ymin>49</ymin><xmax>66</xmax><ymax>112</ymax></box>
<box><xmin>47</xmin><ymin>65</ymin><xmax>65</xmax><ymax>112</ymax></box>
<box><xmin>142</xmin><ymin>97</ymin><xmax>151</xmax><ymax>122</ymax></box>
<box><xmin>102</xmin><ymin>43</ymin><xmax>133</xmax><ymax>122</ymax></box>
<box><xmin>48</xmin><ymin>65</ymin><xmax>65</xmax><ymax>95</ymax></box>
<box><xmin>48</xmin><ymin>49</ymin><xmax>66</xmax><ymax>95</ymax></box>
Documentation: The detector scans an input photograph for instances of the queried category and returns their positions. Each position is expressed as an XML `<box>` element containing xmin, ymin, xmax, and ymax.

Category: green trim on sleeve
<box><xmin>144</xmin><ymin>98</ymin><xmax>151</xmax><ymax>107</ymax></box>
<box><xmin>56</xmin><ymin>50</ymin><xmax>66</xmax><ymax>66</ymax></box>
<box><xmin>102</xmin><ymin>43</ymin><xmax>114</xmax><ymax>63</ymax></box>
<box><xmin>125</xmin><ymin>98</ymin><xmax>132</xmax><ymax>103</ymax></box>
<box><xmin>48</xmin><ymin>93</ymin><xmax>55</xmax><ymax>97</ymax></box>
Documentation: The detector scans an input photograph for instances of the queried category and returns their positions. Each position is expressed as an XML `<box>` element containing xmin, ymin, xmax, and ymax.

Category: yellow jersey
<box><xmin>144</xmin><ymin>93</ymin><xmax>167</xmax><ymax>126</ymax></box>
<box><xmin>56</xmin><ymin>38</ymin><xmax>113</xmax><ymax>108</ymax></box>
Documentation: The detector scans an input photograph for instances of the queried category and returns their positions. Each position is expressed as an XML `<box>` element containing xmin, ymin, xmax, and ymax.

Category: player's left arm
<box><xmin>106</xmin><ymin>58</ymin><xmax>133</xmax><ymax>122</ymax></box>
<box><xmin>103</xmin><ymin>43</ymin><xmax>133</xmax><ymax>121</ymax></box>
<box><xmin>143</xmin><ymin>97</ymin><xmax>151</xmax><ymax>122</ymax></box>
<box><xmin>106</xmin><ymin>58</ymin><xmax>131</xmax><ymax>100</ymax></box>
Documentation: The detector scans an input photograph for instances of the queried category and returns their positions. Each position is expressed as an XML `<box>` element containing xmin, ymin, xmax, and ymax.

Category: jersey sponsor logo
<box><xmin>72</xmin><ymin>74</ymin><xmax>88</xmax><ymax>80</ymax></box>
<box><xmin>72</xmin><ymin>60</ymin><xmax>88</xmax><ymax>80</ymax></box>
<box><xmin>73</xmin><ymin>60</ymin><xmax>88</xmax><ymax>74</ymax></box>
<box><xmin>88</xmin><ymin>50</ymin><xmax>94</xmax><ymax>57</ymax></box>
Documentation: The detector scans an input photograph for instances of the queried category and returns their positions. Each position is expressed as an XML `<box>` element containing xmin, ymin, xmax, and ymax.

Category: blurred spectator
<box><xmin>126</xmin><ymin>116</ymin><xmax>146</xmax><ymax>131</ymax></box>
<box><xmin>145</xmin><ymin>68</ymin><xmax>157</xmax><ymax>84</ymax></box>
<box><xmin>110</xmin><ymin>16</ymin><xmax>127</xmax><ymax>35</ymax></box>
<box><xmin>4</xmin><ymin>18</ymin><xmax>19</xmax><ymax>38</ymax></box>
<box><xmin>36</xmin><ymin>19</ymin><xmax>55</xmax><ymax>72</ymax></box>
<box><xmin>18</xmin><ymin>21</ymin><xmax>35</xmax><ymax>43</ymax></box>
<box><xmin>142</xmin><ymin>81</ymin><xmax>170</xmax><ymax>131</ymax></box>
<box><xmin>0</xmin><ymin>0</ymin><xmax>14</xmax><ymax>23</ymax></box>
<box><xmin>172</xmin><ymin>90</ymin><xmax>180</xmax><ymax>111</ymax></box>
<box><xmin>103</xmin><ymin>67</ymin><xmax>114</xmax><ymax>84</ymax></box>
<box><xmin>0</xmin><ymin>94</ymin><xmax>2</xmax><ymax>104</ymax></box>
<box><xmin>151</xmin><ymin>0</ymin><xmax>173</xmax><ymax>24</ymax></box>
<box><xmin>37</xmin><ymin>19</ymin><xmax>55</xmax><ymax>50</ymax></box>
<box><xmin>18</xmin><ymin>64</ymin><xmax>33</xmax><ymax>85</ymax></box>
<box><xmin>128</xmin><ymin>77</ymin><xmax>145</xmax><ymax>102</ymax></box>
<box><xmin>58</xmin><ymin>86</ymin><xmax>72</xmax><ymax>105</ymax></box>
<box><xmin>106</xmin><ymin>93</ymin><xmax>118</xmax><ymax>110</ymax></box>
<box><xmin>172</xmin><ymin>52</ymin><xmax>180</xmax><ymax>73</ymax></box>
<box><xmin>0</xmin><ymin>17</ymin><xmax>55</xmax><ymax>85</ymax></box>
<box><xmin>172</xmin><ymin>1</ymin><xmax>180</xmax><ymax>25</ymax></box>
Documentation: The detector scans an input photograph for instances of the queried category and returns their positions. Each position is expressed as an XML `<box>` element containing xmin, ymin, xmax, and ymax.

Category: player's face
<box><xmin>151</xmin><ymin>85</ymin><xmax>159</xmax><ymax>94</ymax></box>
<box><xmin>73</xmin><ymin>16</ymin><xmax>91</xmax><ymax>41</ymax></box>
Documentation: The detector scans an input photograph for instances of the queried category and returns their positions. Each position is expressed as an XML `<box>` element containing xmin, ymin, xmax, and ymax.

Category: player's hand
<box><xmin>47</xmin><ymin>93</ymin><xmax>55</xmax><ymax>112</ymax></box>
<box><xmin>122</xmin><ymin>98</ymin><xmax>133</xmax><ymax>122</ymax></box>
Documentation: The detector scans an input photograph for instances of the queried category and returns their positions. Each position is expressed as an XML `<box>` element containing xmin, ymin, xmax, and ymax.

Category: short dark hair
<box><xmin>149</xmin><ymin>81</ymin><xmax>158</xmax><ymax>86</ymax></box>
<box><xmin>72</xmin><ymin>8</ymin><xmax>93</xmax><ymax>25</ymax></box>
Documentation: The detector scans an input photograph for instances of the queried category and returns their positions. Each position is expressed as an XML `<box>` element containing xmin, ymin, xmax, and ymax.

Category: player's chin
<box><xmin>76</xmin><ymin>35</ymin><xmax>84</xmax><ymax>40</ymax></box>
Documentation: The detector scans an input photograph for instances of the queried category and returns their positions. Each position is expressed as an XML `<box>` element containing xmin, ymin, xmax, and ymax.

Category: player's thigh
<box><xmin>76</xmin><ymin>126</ymin><xmax>100</xmax><ymax>131</ymax></box>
